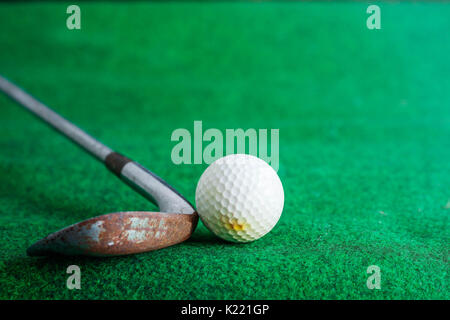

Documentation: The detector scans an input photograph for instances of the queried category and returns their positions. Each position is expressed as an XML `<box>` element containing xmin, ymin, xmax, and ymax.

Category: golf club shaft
<box><xmin>0</xmin><ymin>75</ymin><xmax>112</xmax><ymax>161</ymax></box>
<box><xmin>0</xmin><ymin>75</ymin><xmax>194</xmax><ymax>214</ymax></box>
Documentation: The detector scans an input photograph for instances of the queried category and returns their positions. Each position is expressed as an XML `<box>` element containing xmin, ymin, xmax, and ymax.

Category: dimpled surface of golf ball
<box><xmin>195</xmin><ymin>154</ymin><xmax>284</xmax><ymax>243</ymax></box>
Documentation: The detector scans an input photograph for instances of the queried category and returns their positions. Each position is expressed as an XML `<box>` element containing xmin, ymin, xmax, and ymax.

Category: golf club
<box><xmin>0</xmin><ymin>75</ymin><xmax>198</xmax><ymax>257</ymax></box>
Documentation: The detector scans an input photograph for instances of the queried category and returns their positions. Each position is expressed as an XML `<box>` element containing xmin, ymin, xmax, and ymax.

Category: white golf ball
<box><xmin>195</xmin><ymin>154</ymin><xmax>284</xmax><ymax>243</ymax></box>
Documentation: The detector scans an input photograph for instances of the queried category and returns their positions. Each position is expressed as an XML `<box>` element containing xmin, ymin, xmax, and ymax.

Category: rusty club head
<box><xmin>27</xmin><ymin>211</ymin><xmax>198</xmax><ymax>257</ymax></box>
<box><xmin>26</xmin><ymin>155</ymin><xmax>199</xmax><ymax>257</ymax></box>
<box><xmin>0</xmin><ymin>75</ymin><xmax>199</xmax><ymax>257</ymax></box>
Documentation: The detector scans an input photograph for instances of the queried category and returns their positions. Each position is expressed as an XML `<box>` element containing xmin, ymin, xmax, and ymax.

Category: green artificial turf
<box><xmin>0</xmin><ymin>1</ymin><xmax>448</xmax><ymax>299</ymax></box>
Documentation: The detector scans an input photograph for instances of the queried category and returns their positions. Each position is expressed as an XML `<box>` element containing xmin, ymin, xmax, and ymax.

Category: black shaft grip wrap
<box><xmin>105</xmin><ymin>152</ymin><xmax>132</xmax><ymax>176</ymax></box>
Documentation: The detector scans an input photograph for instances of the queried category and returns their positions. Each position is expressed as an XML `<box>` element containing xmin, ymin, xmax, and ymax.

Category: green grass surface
<box><xmin>0</xmin><ymin>2</ymin><xmax>448</xmax><ymax>299</ymax></box>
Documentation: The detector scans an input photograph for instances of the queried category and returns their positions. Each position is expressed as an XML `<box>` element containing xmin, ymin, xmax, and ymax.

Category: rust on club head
<box><xmin>27</xmin><ymin>211</ymin><xmax>199</xmax><ymax>257</ymax></box>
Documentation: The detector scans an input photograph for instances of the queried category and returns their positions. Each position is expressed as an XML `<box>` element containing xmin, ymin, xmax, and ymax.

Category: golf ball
<box><xmin>195</xmin><ymin>154</ymin><xmax>284</xmax><ymax>243</ymax></box>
